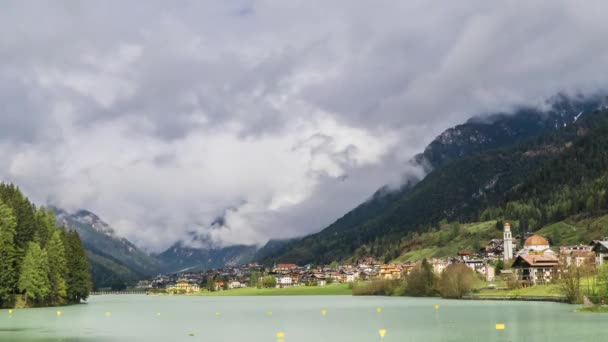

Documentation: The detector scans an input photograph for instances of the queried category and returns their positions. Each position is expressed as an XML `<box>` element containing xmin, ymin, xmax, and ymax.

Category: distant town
<box><xmin>136</xmin><ymin>223</ymin><xmax>608</xmax><ymax>294</ymax></box>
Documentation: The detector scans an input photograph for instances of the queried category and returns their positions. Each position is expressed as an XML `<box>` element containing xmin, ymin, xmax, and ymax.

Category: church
<box><xmin>502</xmin><ymin>223</ymin><xmax>558</xmax><ymax>285</ymax></box>
<box><xmin>512</xmin><ymin>234</ymin><xmax>559</xmax><ymax>285</ymax></box>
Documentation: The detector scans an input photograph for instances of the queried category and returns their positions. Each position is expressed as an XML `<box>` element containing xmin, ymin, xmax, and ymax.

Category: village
<box><xmin>138</xmin><ymin>223</ymin><xmax>608</xmax><ymax>294</ymax></box>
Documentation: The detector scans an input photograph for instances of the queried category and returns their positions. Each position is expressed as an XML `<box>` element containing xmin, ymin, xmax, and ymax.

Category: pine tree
<box><xmin>46</xmin><ymin>231</ymin><xmax>68</xmax><ymax>305</ymax></box>
<box><xmin>18</xmin><ymin>242</ymin><xmax>50</xmax><ymax>306</ymax></box>
<box><xmin>64</xmin><ymin>231</ymin><xmax>91</xmax><ymax>303</ymax></box>
<box><xmin>0</xmin><ymin>201</ymin><xmax>17</xmax><ymax>307</ymax></box>
<box><xmin>35</xmin><ymin>207</ymin><xmax>58</xmax><ymax>248</ymax></box>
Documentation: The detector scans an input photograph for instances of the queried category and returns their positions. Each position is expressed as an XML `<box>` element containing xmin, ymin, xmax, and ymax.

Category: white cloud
<box><xmin>1</xmin><ymin>1</ymin><xmax>608</xmax><ymax>251</ymax></box>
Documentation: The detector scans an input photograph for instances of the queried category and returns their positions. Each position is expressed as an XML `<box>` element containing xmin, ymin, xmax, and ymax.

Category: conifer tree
<box><xmin>64</xmin><ymin>231</ymin><xmax>91</xmax><ymax>303</ymax></box>
<box><xmin>35</xmin><ymin>207</ymin><xmax>59</xmax><ymax>248</ymax></box>
<box><xmin>46</xmin><ymin>230</ymin><xmax>68</xmax><ymax>305</ymax></box>
<box><xmin>0</xmin><ymin>201</ymin><xmax>17</xmax><ymax>307</ymax></box>
<box><xmin>18</xmin><ymin>242</ymin><xmax>50</xmax><ymax>306</ymax></box>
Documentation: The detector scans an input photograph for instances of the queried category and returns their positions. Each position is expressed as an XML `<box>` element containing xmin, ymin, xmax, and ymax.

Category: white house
<box><xmin>429</xmin><ymin>259</ymin><xmax>448</xmax><ymax>274</ymax></box>
<box><xmin>277</xmin><ymin>276</ymin><xmax>293</xmax><ymax>287</ymax></box>
<box><xmin>345</xmin><ymin>272</ymin><xmax>356</xmax><ymax>283</ymax></box>
<box><xmin>228</xmin><ymin>281</ymin><xmax>242</xmax><ymax>289</ymax></box>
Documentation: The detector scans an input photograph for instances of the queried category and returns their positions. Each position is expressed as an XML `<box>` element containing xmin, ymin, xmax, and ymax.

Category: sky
<box><xmin>2</xmin><ymin>1</ymin><xmax>608</xmax><ymax>252</ymax></box>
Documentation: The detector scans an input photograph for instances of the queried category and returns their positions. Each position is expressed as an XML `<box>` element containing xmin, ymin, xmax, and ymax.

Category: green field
<box><xmin>192</xmin><ymin>284</ymin><xmax>352</xmax><ymax>296</ymax></box>
<box><xmin>473</xmin><ymin>283</ymin><xmax>562</xmax><ymax>298</ymax></box>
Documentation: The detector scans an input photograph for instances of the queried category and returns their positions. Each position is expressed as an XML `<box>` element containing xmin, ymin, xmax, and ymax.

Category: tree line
<box><xmin>352</xmin><ymin>259</ymin><xmax>476</xmax><ymax>299</ymax></box>
<box><xmin>0</xmin><ymin>183</ymin><xmax>91</xmax><ymax>308</ymax></box>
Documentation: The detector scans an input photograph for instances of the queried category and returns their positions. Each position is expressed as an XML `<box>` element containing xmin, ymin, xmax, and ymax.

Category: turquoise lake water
<box><xmin>0</xmin><ymin>295</ymin><xmax>606</xmax><ymax>341</ymax></box>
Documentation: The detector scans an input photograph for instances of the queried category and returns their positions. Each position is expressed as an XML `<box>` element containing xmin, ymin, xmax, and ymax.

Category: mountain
<box><xmin>258</xmin><ymin>93</ymin><xmax>608</xmax><ymax>265</ymax></box>
<box><xmin>157</xmin><ymin>242</ymin><xmax>257</xmax><ymax>273</ymax></box>
<box><xmin>52</xmin><ymin>207</ymin><xmax>162</xmax><ymax>288</ymax></box>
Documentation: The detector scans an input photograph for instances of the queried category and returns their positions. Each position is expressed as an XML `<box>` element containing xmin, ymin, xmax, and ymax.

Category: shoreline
<box><xmin>462</xmin><ymin>295</ymin><xmax>568</xmax><ymax>303</ymax></box>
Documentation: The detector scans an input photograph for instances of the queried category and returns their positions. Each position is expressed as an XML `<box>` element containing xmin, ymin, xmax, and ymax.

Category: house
<box><xmin>429</xmin><ymin>259</ymin><xmax>448</xmax><ymax>274</ymax></box>
<box><xmin>274</xmin><ymin>264</ymin><xmax>298</xmax><ymax>273</ymax></box>
<box><xmin>484</xmin><ymin>264</ymin><xmax>496</xmax><ymax>282</ymax></box>
<box><xmin>358</xmin><ymin>257</ymin><xmax>377</xmax><ymax>267</ymax></box>
<box><xmin>463</xmin><ymin>259</ymin><xmax>484</xmax><ymax>272</ymax></box>
<box><xmin>313</xmin><ymin>274</ymin><xmax>327</xmax><ymax>286</ymax></box>
<box><xmin>228</xmin><ymin>281</ymin><xmax>243</xmax><ymax>289</ymax></box>
<box><xmin>560</xmin><ymin>245</ymin><xmax>595</xmax><ymax>267</ymax></box>
<box><xmin>481</xmin><ymin>239</ymin><xmax>504</xmax><ymax>258</ymax></box>
<box><xmin>136</xmin><ymin>280</ymin><xmax>152</xmax><ymax>289</ymax></box>
<box><xmin>379</xmin><ymin>264</ymin><xmax>402</xmax><ymax>279</ymax></box>
<box><xmin>457</xmin><ymin>251</ymin><xmax>472</xmax><ymax>260</ymax></box>
<box><xmin>277</xmin><ymin>276</ymin><xmax>293</xmax><ymax>287</ymax></box>
<box><xmin>358</xmin><ymin>270</ymin><xmax>378</xmax><ymax>280</ymax></box>
<box><xmin>463</xmin><ymin>260</ymin><xmax>495</xmax><ymax>281</ymax></box>
<box><xmin>402</xmin><ymin>262</ymin><xmax>416</xmax><ymax>275</ymax></box>
<box><xmin>512</xmin><ymin>254</ymin><xmax>559</xmax><ymax>285</ymax></box>
<box><xmin>173</xmin><ymin>280</ymin><xmax>200</xmax><ymax>293</ymax></box>
<box><xmin>590</xmin><ymin>241</ymin><xmax>608</xmax><ymax>265</ymax></box>
<box><xmin>344</xmin><ymin>272</ymin><xmax>356</xmax><ymax>283</ymax></box>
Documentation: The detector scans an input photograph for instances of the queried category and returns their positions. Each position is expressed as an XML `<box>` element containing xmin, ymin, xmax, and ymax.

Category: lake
<box><xmin>0</xmin><ymin>295</ymin><xmax>606</xmax><ymax>341</ymax></box>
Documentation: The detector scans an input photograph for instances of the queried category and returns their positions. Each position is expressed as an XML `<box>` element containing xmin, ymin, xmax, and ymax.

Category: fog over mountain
<box><xmin>2</xmin><ymin>1</ymin><xmax>608</xmax><ymax>251</ymax></box>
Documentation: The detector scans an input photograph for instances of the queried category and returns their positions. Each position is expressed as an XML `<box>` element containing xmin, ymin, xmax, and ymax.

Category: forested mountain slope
<box><xmin>52</xmin><ymin>208</ymin><xmax>162</xmax><ymax>289</ymax></box>
<box><xmin>259</xmin><ymin>98</ymin><xmax>608</xmax><ymax>265</ymax></box>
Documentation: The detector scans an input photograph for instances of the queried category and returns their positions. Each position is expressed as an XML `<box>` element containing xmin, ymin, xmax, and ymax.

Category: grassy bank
<box><xmin>192</xmin><ymin>284</ymin><xmax>352</xmax><ymax>296</ymax></box>
<box><xmin>577</xmin><ymin>306</ymin><xmax>608</xmax><ymax>313</ymax></box>
<box><xmin>473</xmin><ymin>283</ymin><xmax>563</xmax><ymax>298</ymax></box>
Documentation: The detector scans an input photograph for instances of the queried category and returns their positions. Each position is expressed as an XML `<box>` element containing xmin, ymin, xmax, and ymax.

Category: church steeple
<box><xmin>503</xmin><ymin>222</ymin><xmax>513</xmax><ymax>261</ymax></box>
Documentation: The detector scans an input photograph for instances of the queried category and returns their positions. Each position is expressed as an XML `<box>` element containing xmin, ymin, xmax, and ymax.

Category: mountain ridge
<box><xmin>256</xmin><ymin>93</ymin><xmax>608</xmax><ymax>264</ymax></box>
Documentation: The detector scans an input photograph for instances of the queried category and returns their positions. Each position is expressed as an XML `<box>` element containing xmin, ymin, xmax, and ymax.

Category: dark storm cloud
<box><xmin>1</xmin><ymin>0</ymin><xmax>607</xmax><ymax>250</ymax></box>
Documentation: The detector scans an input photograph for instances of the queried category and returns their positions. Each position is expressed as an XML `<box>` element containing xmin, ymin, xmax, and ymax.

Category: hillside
<box><xmin>390</xmin><ymin>221</ymin><xmax>502</xmax><ymax>262</ymax></box>
<box><xmin>382</xmin><ymin>214</ymin><xmax>608</xmax><ymax>264</ymax></box>
<box><xmin>157</xmin><ymin>242</ymin><xmax>257</xmax><ymax>273</ymax></box>
<box><xmin>259</xmin><ymin>97</ymin><xmax>608</xmax><ymax>265</ymax></box>
<box><xmin>53</xmin><ymin>208</ymin><xmax>162</xmax><ymax>288</ymax></box>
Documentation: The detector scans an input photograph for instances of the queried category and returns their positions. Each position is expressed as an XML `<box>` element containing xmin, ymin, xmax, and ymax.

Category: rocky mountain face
<box><xmin>417</xmin><ymin>93</ymin><xmax>606</xmax><ymax>168</ymax></box>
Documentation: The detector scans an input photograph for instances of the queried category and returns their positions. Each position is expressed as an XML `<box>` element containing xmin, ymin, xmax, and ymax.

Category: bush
<box><xmin>352</xmin><ymin>280</ymin><xmax>402</xmax><ymax>296</ymax></box>
<box><xmin>405</xmin><ymin>259</ymin><xmax>436</xmax><ymax>297</ymax></box>
<box><xmin>437</xmin><ymin>263</ymin><xmax>475</xmax><ymax>299</ymax></box>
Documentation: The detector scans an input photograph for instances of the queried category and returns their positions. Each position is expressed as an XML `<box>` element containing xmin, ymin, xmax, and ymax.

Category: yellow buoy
<box><xmin>157</xmin><ymin>312</ymin><xmax>161</xmax><ymax>316</ymax></box>
<box><xmin>215</xmin><ymin>312</ymin><xmax>221</xmax><ymax>316</ymax></box>
<box><xmin>378</xmin><ymin>329</ymin><xmax>387</xmax><ymax>339</ymax></box>
<box><xmin>496</xmin><ymin>323</ymin><xmax>505</xmax><ymax>330</ymax></box>
<box><xmin>376</xmin><ymin>307</ymin><xmax>382</xmax><ymax>313</ymax></box>
<box><xmin>434</xmin><ymin>304</ymin><xmax>439</xmax><ymax>310</ymax></box>
<box><xmin>276</xmin><ymin>331</ymin><xmax>285</xmax><ymax>338</ymax></box>
<box><xmin>8</xmin><ymin>309</ymin><xmax>13</xmax><ymax>314</ymax></box>
<box><xmin>188</xmin><ymin>332</ymin><xmax>195</xmax><ymax>336</ymax></box>
<box><xmin>321</xmin><ymin>309</ymin><xmax>327</xmax><ymax>316</ymax></box>
<box><xmin>56</xmin><ymin>311</ymin><xmax>62</xmax><ymax>316</ymax></box>
<box><xmin>105</xmin><ymin>312</ymin><xmax>111</xmax><ymax>317</ymax></box>
<box><xmin>267</xmin><ymin>311</ymin><xmax>273</xmax><ymax>315</ymax></box>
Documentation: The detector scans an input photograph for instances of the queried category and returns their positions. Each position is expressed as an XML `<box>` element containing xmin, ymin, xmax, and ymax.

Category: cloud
<box><xmin>1</xmin><ymin>1</ymin><xmax>608</xmax><ymax>251</ymax></box>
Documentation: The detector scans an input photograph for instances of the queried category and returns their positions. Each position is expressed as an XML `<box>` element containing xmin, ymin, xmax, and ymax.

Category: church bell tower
<box><xmin>503</xmin><ymin>222</ymin><xmax>513</xmax><ymax>261</ymax></box>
